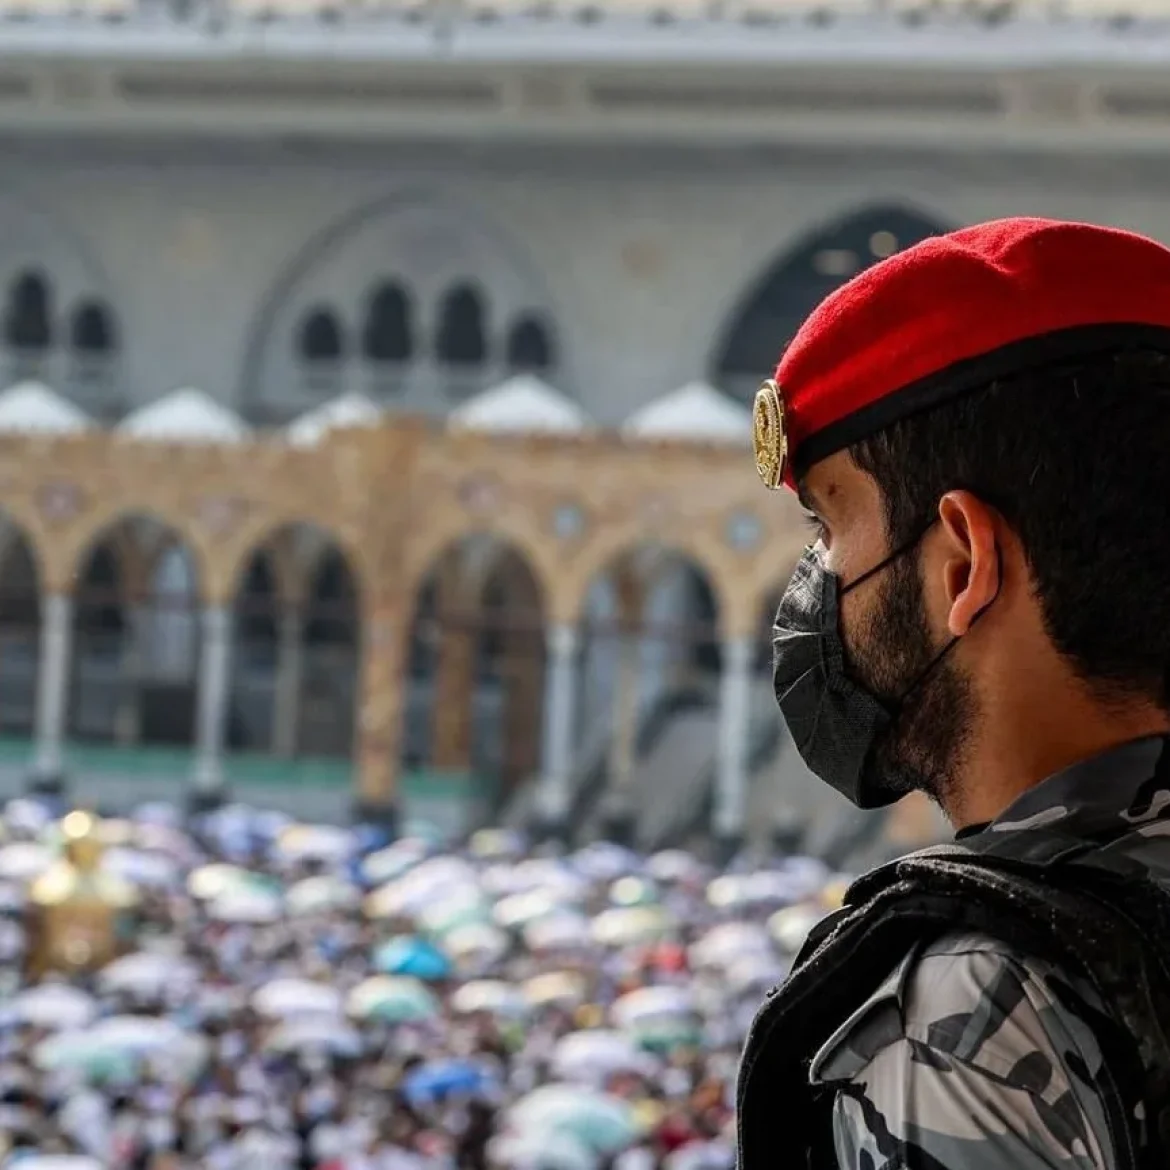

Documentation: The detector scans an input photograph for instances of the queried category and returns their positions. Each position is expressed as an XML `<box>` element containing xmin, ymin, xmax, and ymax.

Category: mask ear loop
<box><xmin>840</xmin><ymin>520</ymin><xmax>938</xmax><ymax>598</ymax></box>
<box><xmin>896</xmin><ymin>546</ymin><xmax>1004</xmax><ymax>705</ymax></box>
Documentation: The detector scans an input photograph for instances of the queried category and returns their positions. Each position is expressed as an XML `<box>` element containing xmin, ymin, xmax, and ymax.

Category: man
<box><xmin>736</xmin><ymin>217</ymin><xmax>1170</xmax><ymax>1169</ymax></box>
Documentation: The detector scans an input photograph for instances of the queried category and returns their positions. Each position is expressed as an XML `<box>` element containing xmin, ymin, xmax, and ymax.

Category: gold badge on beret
<box><xmin>752</xmin><ymin>378</ymin><xmax>788</xmax><ymax>490</ymax></box>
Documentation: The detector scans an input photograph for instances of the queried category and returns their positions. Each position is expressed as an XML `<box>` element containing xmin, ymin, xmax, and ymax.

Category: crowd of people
<box><xmin>0</xmin><ymin>799</ymin><xmax>848</xmax><ymax>1170</ymax></box>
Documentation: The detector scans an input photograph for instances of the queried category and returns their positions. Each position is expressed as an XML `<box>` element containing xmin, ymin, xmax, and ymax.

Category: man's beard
<box><xmin>844</xmin><ymin>549</ymin><xmax>975</xmax><ymax>805</ymax></box>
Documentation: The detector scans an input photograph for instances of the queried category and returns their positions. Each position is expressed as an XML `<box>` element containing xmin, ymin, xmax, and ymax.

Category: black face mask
<box><xmin>771</xmin><ymin>526</ymin><xmax>994</xmax><ymax>809</ymax></box>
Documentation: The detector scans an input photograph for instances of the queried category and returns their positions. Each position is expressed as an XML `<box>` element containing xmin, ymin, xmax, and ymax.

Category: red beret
<box><xmin>752</xmin><ymin>217</ymin><xmax>1170</xmax><ymax>491</ymax></box>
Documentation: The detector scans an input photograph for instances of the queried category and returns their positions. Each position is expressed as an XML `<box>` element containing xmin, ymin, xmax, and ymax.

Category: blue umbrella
<box><xmin>403</xmin><ymin>1059</ymin><xmax>495</xmax><ymax>1104</ymax></box>
<box><xmin>374</xmin><ymin>936</ymin><xmax>452</xmax><ymax>981</ymax></box>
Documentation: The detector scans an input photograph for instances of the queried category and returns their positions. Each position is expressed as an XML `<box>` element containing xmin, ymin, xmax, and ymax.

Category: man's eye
<box><xmin>801</xmin><ymin>511</ymin><xmax>827</xmax><ymax>540</ymax></box>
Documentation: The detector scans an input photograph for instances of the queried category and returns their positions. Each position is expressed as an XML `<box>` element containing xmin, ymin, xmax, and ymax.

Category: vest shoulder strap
<box><xmin>737</xmin><ymin>834</ymin><xmax>1170</xmax><ymax>1170</ymax></box>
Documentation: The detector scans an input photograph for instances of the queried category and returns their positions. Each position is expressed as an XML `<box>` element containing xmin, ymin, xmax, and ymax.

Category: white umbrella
<box><xmin>524</xmin><ymin>913</ymin><xmax>593</xmax><ymax>954</ymax></box>
<box><xmin>646</xmin><ymin>850</ymin><xmax>709</xmax><ymax>885</ymax></box>
<box><xmin>208</xmin><ymin>887</ymin><xmax>282</xmax><ymax>924</ymax></box>
<box><xmin>451</xmin><ymin>979</ymin><xmax>529</xmax><ymax>1020</ymax></box>
<box><xmin>495</xmin><ymin>890</ymin><xmax>563</xmax><ymax>930</ymax></box>
<box><xmin>252</xmin><ymin>978</ymin><xmax>342</xmax><ymax>1019</ymax></box>
<box><xmin>0</xmin><ymin>880</ymin><xmax>26</xmax><ymax>912</ymax></box>
<box><xmin>103</xmin><ymin>848</ymin><xmax>179</xmax><ymax>889</ymax></box>
<box><xmin>275</xmin><ymin>824</ymin><xmax>353</xmax><ymax>864</ymax></box>
<box><xmin>0</xmin><ymin>842</ymin><xmax>53</xmax><ymax>881</ymax></box>
<box><xmin>13</xmin><ymin>1157</ymin><xmax>104</xmax><ymax>1170</ymax></box>
<box><xmin>443</xmin><ymin>923</ymin><xmax>509</xmax><ymax>966</ymax></box>
<box><xmin>362</xmin><ymin>840</ymin><xmax>429</xmax><ymax>885</ymax></box>
<box><xmin>570</xmin><ymin>842</ymin><xmax>641</xmax><ymax>882</ymax></box>
<box><xmin>611</xmin><ymin>987</ymin><xmax>695</xmax><ymax>1029</ymax></box>
<box><xmin>726</xmin><ymin>953</ymin><xmax>787</xmax><ymax>996</ymax></box>
<box><xmin>13</xmin><ymin>985</ymin><xmax>96</xmax><ymax>1030</ymax></box>
<box><xmin>689</xmin><ymin>922</ymin><xmax>773</xmax><ymax>971</ymax></box>
<box><xmin>590</xmin><ymin>906</ymin><xmax>675</xmax><ymax>948</ymax></box>
<box><xmin>551</xmin><ymin>1030</ymin><xmax>657</xmax><ymax>1085</ymax></box>
<box><xmin>99</xmin><ymin>953</ymin><xmax>199</xmax><ymax>998</ymax></box>
<box><xmin>524</xmin><ymin>972</ymin><xmax>588</xmax><ymax>1010</ymax></box>
<box><xmin>286</xmin><ymin>875</ymin><xmax>360</xmax><ymax>916</ymax></box>
<box><xmin>768</xmin><ymin>903</ymin><xmax>829</xmax><ymax>955</ymax></box>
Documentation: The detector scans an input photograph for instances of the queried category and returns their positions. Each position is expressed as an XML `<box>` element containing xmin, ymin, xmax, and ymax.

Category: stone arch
<box><xmin>229</xmin><ymin>524</ymin><xmax>361</xmax><ymax>759</ymax></box>
<box><xmin>0</xmin><ymin>516</ymin><xmax>42</xmax><ymax>736</ymax></box>
<box><xmin>240</xmin><ymin>190</ymin><xmax>568</xmax><ymax>419</ymax></box>
<box><xmin>711</xmin><ymin>202</ymin><xmax>953</xmax><ymax>402</ymax></box>
<box><xmin>70</xmin><ymin>516</ymin><xmax>203</xmax><ymax>747</ymax></box>
<box><xmin>576</xmin><ymin>544</ymin><xmax>724</xmax><ymax>797</ymax></box>
<box><xmin>403</xmin><ymin>533</ymin><xmax>546</xmax><ymax>812</ymax></box>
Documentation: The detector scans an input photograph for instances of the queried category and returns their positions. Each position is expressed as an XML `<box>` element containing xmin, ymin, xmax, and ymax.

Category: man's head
<box><xmin>760</xmin><ymin>218</ymin><xmax>1170</xmax><ymax>822</ymax></box>
<box><xmin>798</xmin><ymin>349</ymin><xmax>1170</xmax><ymax>811</ymax></box>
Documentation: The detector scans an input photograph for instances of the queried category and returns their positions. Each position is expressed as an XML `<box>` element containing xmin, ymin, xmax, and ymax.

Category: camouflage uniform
<box><xmin>811</xmin><ymin>735</ymin><xmax>1170</xmax><ymax>1169</ymax></box>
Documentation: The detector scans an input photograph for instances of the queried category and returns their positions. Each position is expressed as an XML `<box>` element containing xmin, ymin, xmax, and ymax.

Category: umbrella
<box><xmin>403</xmin><ymin>1059</ymin><xmax>496</xmax><ymax>1104</ymax></box>
<box><xmin>0</xmin><ymin>843</ymin><xmax>53</xmax><ymax>882</ymax></box>
<box><xmin>10</xmin><ymin>1158</ymin><xmax>104</xmax><ymax>1170</ymax></box>
<box><xmin>207</xmin><ymin>887</ymin><xmax>282</xmax><ymax>924</ymax></box>
<box><xmin>689</xmin><ymin>922</ymin><xmax>773</xmax><ymax>971</ymax></box>
<box><xmin>35</xmin><ymin>1018</ymin><xmax>207</xmax><ymax>1083</ymax></box>
<box><xmin>646</xmin><ymin>850</ymin><xmax>709</xmax><ymax>885</ymax></box>
<box><xmin>416</xmin><ymin>891</ymin><xmax>493</xmax><ymax>937</ymax></box>
<box><xmin>187</xmin><ymin>864</ymin><xmax>279</xmax><ymax>902</ymax></box>
<box><xmin>275</xmin><ymin>824</ymin><xmax>353</xmax><ymax>865</ymax></box>
<box><xmin>443</xmin><ymin>923</ymin><xmax>510</xmax><ymax>966</ymax></box>
<box><xmin>591</xmin><ymin>906</ymin><xmax>675</xmax><ymax>948</ymax></box>
<box><xmin>551</xmin><ymin>1030</ymin><xmax>657</xmax><ymax>1085</ymax></box>
<box><xmin>266</xmin><ymin>1018</ymin><xmax>362</xmax><ymax>1058</ymax></box>
<box><xmin>450</xmin><ymin>980</ymin><xmax>529</xmax><ymax>1020</ymax></box>
<box><xmin>12</xmin><ymin>985</ymin><xmax>96</xmax><ymax>1030</ymax></box>
<box><xmin>608</xmin><ymin>877</ymin><xmax>659</xmax><ymax>908</ymax></box>
<box><xmin>4</xmin><ymin>798</ymin><xmax>51</xmax><ymax>835</ymax></box>
<box><xmin>611</xmin><ymin>986</ymin><xmax>695</xmax><ymax>1029</ymax></box>
<box><xmin>468</xmin><ymin>828</ymin><xmax>526</xmax><ymax>861</ymax></box>
<box><xmin>103</xmin><ymin>848</ymin><xmax>179</xmax><ymax>890</ymax></box>
<box><xmin>570</xmin><ymin>842</ymin><xmax>641</xmax><ymax>882</ymax></box>
<box><xmin>726</xmin><ymin>953</ymin><xmax>786</xmax><ymax>997</ymax></box>
<box><xmin>99</xmin><ymin>953</ymin><xmax>199</xmax><ymax>998</ymax></box>
<box><xmin>508</xmin><ymin>1086</ymin><xmax>640</xmax><ymax>1155</ymax></box>
<box><xmin>523</xmin><ymin>972</ymin><xmax>588</xmax><ymax>1010</ymax></box>
<box><xmin>495</xmin><ymin>890</ymin><xmax>564</xmax><ymax>930</ymax></box>
<box><xmin>373</xmin><ymin>937</ymin><xmax>451</xmax><ymax>981</ymax></box>
<box><xmin>347</xmin><ymin>976</ymin><xmax>439</xmax><ymax>1023</ymax></box>
<box><xmin>362</xmin><ymin>840</ymin><xmax>428</xmax><ymax>886</ymax></box>
<box><xmin>768</xmin><ymin>904</ymin><xmax>829</xmax><ymax>955</ymax></box>
<box><xmin>0</xmin><ymin>880</ymin><xmax>26</xmax><ymax>912</ymax></box>
<box><xmin>286</xmin><ymin>875</ymin><xmax>360</xmax><ymax>916</ymax></box>
<box><xmin>252</xmin><ymin>978</ymin><xmax>343</xmax><ymax>1019</ymax></box>
<box><xmin>524</xmin><ymin>913</ymin><xmax>592</xmax><ymax>954</ymax></box>
<box><xmin>489</xmin><ymin>1131</ymin><xmax>598</xmax><ymax>1170</ymax></box>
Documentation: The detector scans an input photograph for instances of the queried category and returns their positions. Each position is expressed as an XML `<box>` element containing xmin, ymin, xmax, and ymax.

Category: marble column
<box><xmin>501</xmin><ymin>633</ymin><xmax>543</xmax><ymax>797</ymax></box>
<box><xmin>536</xmin><ymin>623</ymin><xmax>578</xmax><ymax>826</ymax></box>
<box><xmin>713</xmin><ymin>635</ymin><xmax>753</xmax><ymax>848</ymax></box>
<box><xmin>271</xmin><ymin>608</ymin><xmax>304</xmax><ymax>758</ymax></box>
<box><xmin>191</xmin><ymin>604</ymin><xmax>232</xmax><ymax>799</ymax></box>
<box><xmin>32</xmin><ymin>593</ymin><xmax>73</xmax><ymax>785</ymax></box>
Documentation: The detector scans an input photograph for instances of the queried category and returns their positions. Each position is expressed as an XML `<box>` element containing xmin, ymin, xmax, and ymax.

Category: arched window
<box><xmin>506</xmin><ymin>315</ymin><xmax>554</xmax><ymax>372</ymax></box>
<box><xmin>3</xmin><ymin>271</ymin><xmax>53</xmax><ymax>352</ymax></box>
<box><xmin>362</xmin><ymin>283</ymin><xmax>412</xmax><ymax>363</ymax></box>
<box><xmin>713</xmin><ymin>206</ymin><xmax>949</xmax><ymax>401</ymax></box>
<box><xmin>70</xmin><ymin>300</ymin><xmax>117</xmax><ymax>355</ymax></box>
<box><xmin>297</xmin><ymin>307</ymin><xmax>345</xmax><ymax>363</ymax></box>
<box><xmin>436</xmin><ymin>283</ymin><xmax>488</xmax><ymax>367</ymax></box>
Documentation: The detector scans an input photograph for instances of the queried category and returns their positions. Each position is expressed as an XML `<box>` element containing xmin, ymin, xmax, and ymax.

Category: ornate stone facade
<box><xmin>0</xmin><ymin>421</ymin><xmax>806</xmax><ymax>810</ymax></box>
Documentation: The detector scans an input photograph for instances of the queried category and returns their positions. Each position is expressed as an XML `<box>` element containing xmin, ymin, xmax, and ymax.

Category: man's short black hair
<box><xmin>849</xmin><ymin>347</ymin><xmax>1170</xmax><ymax>708</ymax></box>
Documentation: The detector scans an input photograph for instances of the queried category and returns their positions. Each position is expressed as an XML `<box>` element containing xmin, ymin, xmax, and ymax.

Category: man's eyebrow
<box><xmin>797</xmin><ymin>485</ymin><xmax>822</xmax><ymax>514</ymax></box>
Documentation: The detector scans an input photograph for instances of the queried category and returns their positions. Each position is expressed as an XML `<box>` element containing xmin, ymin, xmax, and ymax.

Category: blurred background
<box><xmin>0</xmin><ymin>3</ymin><xmax>1159</xmax><ymax>1166</ymax></box>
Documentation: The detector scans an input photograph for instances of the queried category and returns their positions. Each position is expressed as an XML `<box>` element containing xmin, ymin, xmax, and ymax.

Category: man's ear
<box><xmin>937</xmin><ymin>491</ymin><xmax>1000</xmax><ymax>637</ymax></box>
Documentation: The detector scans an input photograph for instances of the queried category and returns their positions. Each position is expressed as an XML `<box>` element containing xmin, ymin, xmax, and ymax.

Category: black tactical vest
<box><xmin>736</xmin><ymin>829</ymin><xmax>1170</xmax><ymax>1169</ymax></box>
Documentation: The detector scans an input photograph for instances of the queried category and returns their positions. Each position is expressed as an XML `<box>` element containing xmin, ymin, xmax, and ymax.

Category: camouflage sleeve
<box><xmin>810</xmin><ymin>932</ymin><xmax>1117</xmax><ymax>1170</ymax></box>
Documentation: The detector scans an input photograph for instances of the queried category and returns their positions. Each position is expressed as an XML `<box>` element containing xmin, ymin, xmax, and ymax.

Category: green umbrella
<box><xmin>347</xmin><ymin>976</ymin><xmax>439</xmax><ymax>1023</ymax></box>
<box><xmin>508</xmin><ymin>1086</ymin><xmax>640</xmax><ymax>1155</ymax></box>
